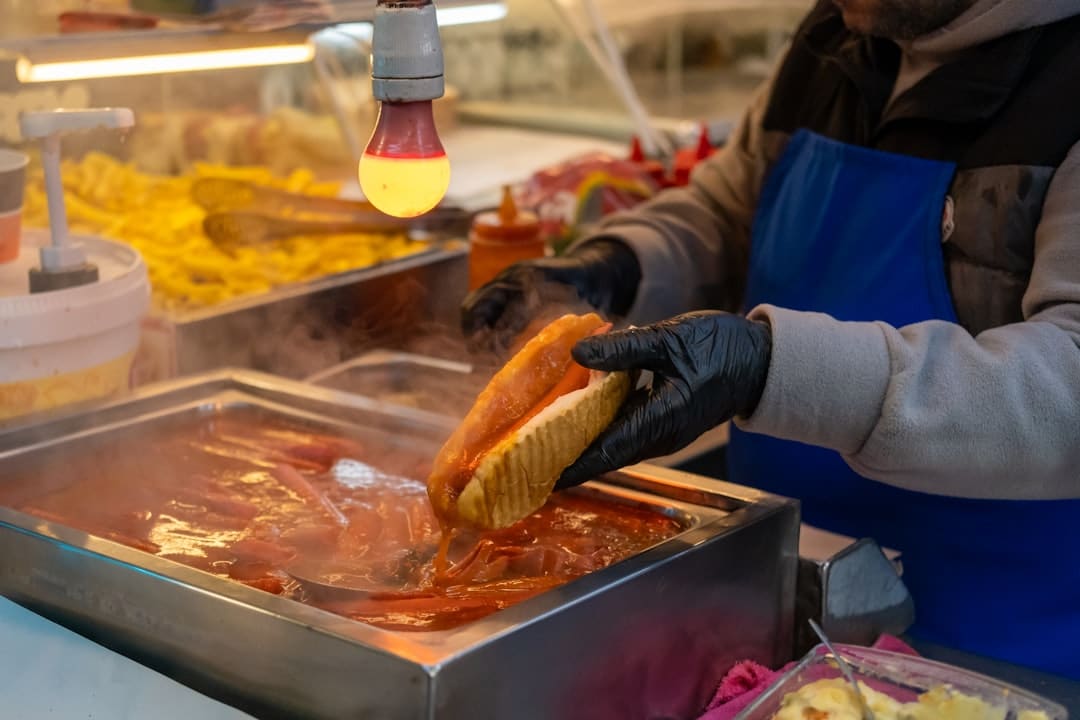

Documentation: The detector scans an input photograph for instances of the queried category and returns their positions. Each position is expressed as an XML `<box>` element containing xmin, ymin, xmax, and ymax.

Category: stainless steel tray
<box><xmin>140</xmin><ymin>242</ymin><xmax>469</xmax><ymax>381</ymax></box>
<box><xmin>306</xmin><ymin>350</ymin><xmax>481</xmax><ymax>419</ymax></box>
<box><xmin>0</xmin><ymin>370</ymin><xmax>798</xmax><ymax>720</ymax></box>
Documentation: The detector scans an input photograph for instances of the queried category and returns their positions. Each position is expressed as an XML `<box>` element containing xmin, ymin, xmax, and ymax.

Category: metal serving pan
<box><xmin>306</xmin><ymin>350</ymin><xmax>482</xmax><ymax>418</ymax></box>
<box><xmin>0</xmin><ymin>370</ymin><xmax>798</xmax><ymax>720</ymax></box>
<box><xmin>139</xmin><ymin>242</ymin><xmax>469</xmax><ymax>382</ymax></box>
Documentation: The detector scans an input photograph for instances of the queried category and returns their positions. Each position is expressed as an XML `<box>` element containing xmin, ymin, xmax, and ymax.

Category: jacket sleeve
<box><xmin>578</xmin><ymin>74</ymin><xmax>781</xmax><ymax>325</ymax></box>
<box><xmin>736</xmin><ymin>142</ymin><xmax>1080</xmax><ymax>500</ymax></box>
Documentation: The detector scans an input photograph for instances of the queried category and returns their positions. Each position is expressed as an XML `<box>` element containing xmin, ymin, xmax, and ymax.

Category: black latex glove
<box><xmin>557</xmin><ymin>310</ymin><xmax>772</xmax><ymax>489</ymax></box>
<box><xmin>460</xmin><ymin>239</ymin><xmax>641</xmax><ymax>355</ymax></box>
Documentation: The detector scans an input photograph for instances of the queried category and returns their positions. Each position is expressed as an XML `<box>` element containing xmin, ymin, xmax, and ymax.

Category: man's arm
<box><xmin>583</xmin><ymin>75</ymin><xmax>783</xmax><ymax>324</ymax></box>
<box><xmin>737</xmin><ymin>143</ymin><xmax>1080</xmax><ymax>500</ymax></box>
<box><xmin>459</xmin><ymin>73</ymin><xmax>783</xmax><ymax>347</ymax></box>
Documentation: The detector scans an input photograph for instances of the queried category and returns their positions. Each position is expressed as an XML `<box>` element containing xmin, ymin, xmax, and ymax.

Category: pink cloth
<box><xmin>698</xmin><ymin>660</ymin><xmax>784</xmax><ymax>720</ymax></box>
<box><xmin>696</xmin><ymin>635</ymin><xmax>919</xmax><ymax>720</ymax></box>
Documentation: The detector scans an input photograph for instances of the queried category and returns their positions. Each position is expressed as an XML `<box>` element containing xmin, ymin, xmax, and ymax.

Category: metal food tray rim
<box><xmin>156</xmin><ymin>240</ymin><xmax>467</xmax><ymax>326</ymax></box>
<box><xmin>0</xmin><ymin>369</ymin><xmax>792</xmax><ymax>668</ymax></box>
<box><xmin>304</xmin><ymin>349</ymin><xmax>475</xmax><ymax>385</ymax></box>
<box><xmin>0</xmin><ymin>367</ymin><xmax>459</xmax><ymax>441</ymax></box>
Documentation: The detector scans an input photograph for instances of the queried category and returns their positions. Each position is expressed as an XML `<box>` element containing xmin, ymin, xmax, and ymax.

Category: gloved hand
<box><xmin>460</xmin><ymin>239</ymin><xmax>641</xmax><ymax>354</ymax></box>
<box><xmin>557</xmin><ymin>310</ymin><xmax>772</xmax><ymax>489</ymax></box>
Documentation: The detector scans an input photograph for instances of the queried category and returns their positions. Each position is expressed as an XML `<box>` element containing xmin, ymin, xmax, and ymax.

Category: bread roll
<box><xmin>427</xmin><ymin>313</ymin><xmax>630</xmax><ymax>529</ymax></box>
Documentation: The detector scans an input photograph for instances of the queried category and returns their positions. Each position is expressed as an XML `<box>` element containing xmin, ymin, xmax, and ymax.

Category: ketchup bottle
<box><xmin>468</xmin><ymin>186</ymin><xmax>545</xmax><ymax>290</ymax></box>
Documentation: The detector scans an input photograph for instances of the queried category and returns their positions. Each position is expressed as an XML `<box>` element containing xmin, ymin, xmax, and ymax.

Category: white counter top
<box><xmin>0</xmin><ymin>596</ymin><xmax>250</xmax><ymax>720</ymax></box>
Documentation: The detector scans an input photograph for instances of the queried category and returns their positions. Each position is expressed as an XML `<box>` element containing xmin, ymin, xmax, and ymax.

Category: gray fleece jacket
<box><xmin>591</xmin><ymin>0</ymin><xmax>1080</xmax><ymax>500</ymax></box>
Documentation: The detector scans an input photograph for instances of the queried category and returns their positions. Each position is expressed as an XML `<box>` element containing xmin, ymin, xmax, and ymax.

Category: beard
<box><xmin>833</xmin><ymin>0</ymin><xmax>977</xmax><ymax>40</ymax></box>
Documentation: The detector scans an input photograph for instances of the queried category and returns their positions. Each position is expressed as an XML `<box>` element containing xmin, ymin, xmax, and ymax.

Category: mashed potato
<box><xmin>773</xmin><ymin>678</ymin><xmax>1049</xmax><ymax>720</ymax></box>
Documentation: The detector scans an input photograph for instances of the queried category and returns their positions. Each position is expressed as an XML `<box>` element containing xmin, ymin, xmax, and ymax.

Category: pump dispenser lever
<box><xmin>19</xmin><ymin>108</ymin><xmax>135</xmax><ymax>292</ymax></box>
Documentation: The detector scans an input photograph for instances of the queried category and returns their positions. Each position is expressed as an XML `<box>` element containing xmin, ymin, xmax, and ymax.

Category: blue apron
<box><xmin>728</xmin><ymin>129</ymin><xmax>1080</xmax><ymax>678</ymax></box>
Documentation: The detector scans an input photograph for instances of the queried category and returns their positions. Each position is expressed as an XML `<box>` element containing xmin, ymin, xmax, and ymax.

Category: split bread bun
<box><xmin>427</xmin><ymin>313</ymin><xmax>631</xmax><ymax>529</ymax></box>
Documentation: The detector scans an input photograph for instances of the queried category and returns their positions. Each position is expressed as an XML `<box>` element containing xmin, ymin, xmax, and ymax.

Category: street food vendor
<box><xmin>461</xmin><ymin>0</ymin><xmax>1080</xmax><ymax>679</ymax></box>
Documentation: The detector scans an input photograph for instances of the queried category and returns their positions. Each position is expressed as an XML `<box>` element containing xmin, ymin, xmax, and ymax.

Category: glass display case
<box><xmin>448</xmin><ymin>0</ymin><xmax>810</xmax><ymax>143</ymax></box>
<box><xmin>0</xmin><ymin>3</ymin><xmax>484</xmax><ymax>390</ymax></box>
<box><xmin>0</xmin><ymin>0</ymin><xmax>812</xmax><ymax>169</ymax></box>
<box><xmin>0</xmin><ymin>0</ymin><xmax>809</xmax><ymax>402</ymax></box>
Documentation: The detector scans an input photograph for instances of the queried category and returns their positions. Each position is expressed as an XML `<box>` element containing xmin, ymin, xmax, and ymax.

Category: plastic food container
<box><xmin>735</xmin><ymin>644</ymin><xmax>1067</xmax><ymax>720</ymax></box>
<box><xmin>0</xmin><ymin>230</ymin><xmax>149</xmax><ymax>423</ymax></box>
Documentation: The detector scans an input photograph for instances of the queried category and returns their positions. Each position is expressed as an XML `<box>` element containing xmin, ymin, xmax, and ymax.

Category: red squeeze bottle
<box><xmin>468</xmin><ymin>186</ymin><xmax>545</xmax><ymax>290</ymax></box>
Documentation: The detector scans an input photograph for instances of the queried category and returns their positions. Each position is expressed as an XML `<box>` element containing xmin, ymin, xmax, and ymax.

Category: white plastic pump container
<box><xmin>0</xmin><ymin>229</ymin><xmax>149</xmax><ymax>422</ymax></box>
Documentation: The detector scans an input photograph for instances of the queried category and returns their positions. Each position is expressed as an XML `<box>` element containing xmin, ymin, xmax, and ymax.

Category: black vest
<box><xmin>760</xmin><ymin>1</ymin><xmax>1080</xmax><ymax>333</ymax></box>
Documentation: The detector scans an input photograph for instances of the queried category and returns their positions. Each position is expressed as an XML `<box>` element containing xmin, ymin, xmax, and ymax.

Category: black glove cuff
<box><xmin>738</xmin><ymin>319</ymin><xmax>773</xmax><ymax>418</ymax></box>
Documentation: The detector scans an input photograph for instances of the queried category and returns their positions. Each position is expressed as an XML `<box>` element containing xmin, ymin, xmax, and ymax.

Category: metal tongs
<box><xmin>191</xmin><ymin>177</ymin><xmax>472</xmax><ymax>248</ymax></box>
<box><xmin>808</xmin><ymin>619</ymin><xmax>877</xmax><ymax>720</ymax></box>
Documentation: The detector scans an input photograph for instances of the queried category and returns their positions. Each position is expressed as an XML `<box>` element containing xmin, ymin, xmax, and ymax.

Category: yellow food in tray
<box><xmin>774</xmin><ymin>678</ymin><xmax>1049</xmax><ymax>720</ymax></box>
<box><xmin>22</xmin><ymin>153</ymin><xmax>426</xmax><ymax>314</ymax></box>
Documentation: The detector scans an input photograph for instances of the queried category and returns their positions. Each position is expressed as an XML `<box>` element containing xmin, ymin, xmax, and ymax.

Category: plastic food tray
<box><xmin>735</xmin><ymin>644</ymin><xmax>1067</xmax><ymax>720</ymax></box>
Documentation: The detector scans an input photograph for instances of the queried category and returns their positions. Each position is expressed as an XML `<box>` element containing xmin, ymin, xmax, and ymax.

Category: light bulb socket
<box><xmin>371</xmin><ymin>1</ymin><xmax>445</xmax><ymax>103</ymax></box>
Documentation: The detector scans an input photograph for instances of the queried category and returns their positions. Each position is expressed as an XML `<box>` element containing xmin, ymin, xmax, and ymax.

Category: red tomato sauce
<box><xmin>0</xmin><ymin>413</ymin><xmax>681</xmax><ymax>631</ymax></box>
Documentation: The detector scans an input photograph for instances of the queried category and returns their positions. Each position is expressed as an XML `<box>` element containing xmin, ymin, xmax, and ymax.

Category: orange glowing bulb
<box><xmin>359</xmin><ymin>100</ymin><xmax>450</xmax><ymax>218</ymax></box>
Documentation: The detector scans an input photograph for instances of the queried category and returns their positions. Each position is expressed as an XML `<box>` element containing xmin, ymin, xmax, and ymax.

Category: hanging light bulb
<box><xmin>360</xmin><ymin>100</ymin><xmax>450</xmax><ymax>218</ymax></box>
<box><xmin>362</xmin><ymin>0</ymin><xmax>451</xmax><ymax>219</ymax></box>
